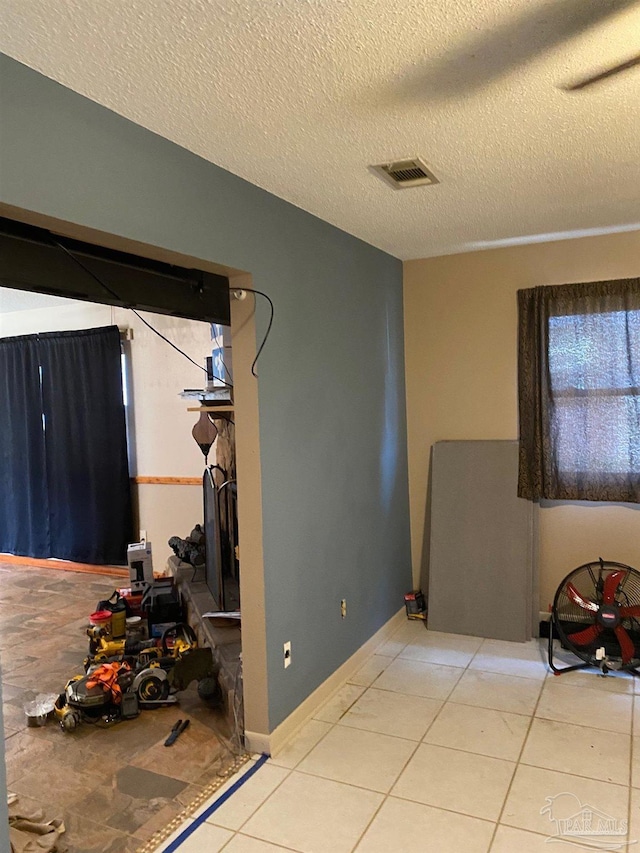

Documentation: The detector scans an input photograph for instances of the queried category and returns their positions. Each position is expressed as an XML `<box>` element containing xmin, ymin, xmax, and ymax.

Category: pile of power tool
<box><xmin>54</xmin><ymin>584</ymin><xmax>221</xmax><ymax>732</ymax></box>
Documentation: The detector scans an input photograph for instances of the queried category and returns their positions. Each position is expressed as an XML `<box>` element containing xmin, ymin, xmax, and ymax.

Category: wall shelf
<box><xmin>132</xmin><ymin>476</ymin><xmax>201</xmax><ymax>486</ymax></box>
<box><xmin>187</xmin><ymin>406</ymin><xmax>234</xmax><ymax>413</ymax></box>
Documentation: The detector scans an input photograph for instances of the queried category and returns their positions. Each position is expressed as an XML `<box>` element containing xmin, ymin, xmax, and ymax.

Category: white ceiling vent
<box><xmin>371</xmin><ymin>157</ymin><xmax>439</xmax><ymax>189</ymax></box>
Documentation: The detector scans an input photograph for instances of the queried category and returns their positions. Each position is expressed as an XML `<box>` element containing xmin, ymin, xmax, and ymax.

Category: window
<box><xmin>518</xmin><ymin>278</ymin><xmax>640</xmax><ymax>503</ymax></box>
<box><xmin>549</xmin><ymin>308</ymin><xmax>640</xmax><ymax>476</ymax></box>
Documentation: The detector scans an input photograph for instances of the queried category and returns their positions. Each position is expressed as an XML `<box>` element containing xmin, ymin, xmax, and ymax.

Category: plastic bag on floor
<box><xmin>8</xmin><ymin>798</ymin><xmax>66</xmax><ymax>853</ymax></box>
<box><xmin>23</xmin><ymin>694</ymin><xmax>58</xmax><ymax>728</ymax></box>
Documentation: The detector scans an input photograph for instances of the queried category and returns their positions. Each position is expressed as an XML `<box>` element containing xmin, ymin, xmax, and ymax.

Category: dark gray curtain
<box><xmin>518</xmin><ymin>278</ymin><xmax>640</xmax><ymax>503</ymax></box>
<box><xmin>0</xmin><ymin>334</ymin><xmax>50</xmax><ymax>555</ymax></box>
<box><xmin>0</xmin><ymin>325</ymin><xmax>132</xmax><ymax>563</ymax></box>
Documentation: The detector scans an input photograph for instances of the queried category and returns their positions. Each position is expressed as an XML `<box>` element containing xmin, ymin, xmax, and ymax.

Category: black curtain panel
<box><xmin>0</xmin><ymin>325</ymin><xmax>132</xmax><ymax>564</ymax></box>
<box><xmin>0</xmin><ymin>334</ymin><xmax>50</xmax><ymax>556</ymax></box>
<box><xmin>518</xmin><ymin>278</ymin><xmax>640</xmax><ymax>503</ymax></box>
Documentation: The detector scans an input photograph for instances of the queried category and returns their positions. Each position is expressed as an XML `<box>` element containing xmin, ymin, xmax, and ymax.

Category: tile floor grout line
<box><xmin>312</xmin><ymin>684</ymin><xmax>368</xmax><ymax>725</ymax></box>
<box><xmin>353</xmin><ymin>643</ymin><xmax>467</xmax><ymax>730</ymax></box>
<box><xmin>426</xmin><ymin>695</ymin><xmax>541</xmax><ymax>717</ymax></box>
<box><xmin>543</xmin><ymin>675</ymin><xmax>636</xmax><ymax>691</ymax></box>
<box><xmin>207</xmin><ymin>760</ymin><xmax>294</xmax><ymax>836</ymax></box>
<box><xmin>289</xmin><ymin>762</ymin><xmax>420</xmax><ymax>798</ymax></box>
<box><xmin>266</xmin><ymin>718</ymin><xmax>335</xmax><ymax>772</ymax></box>
<box><xmin>332</xmin><ymin>720</ymin><xmax>437</xmax><ymax>745</ymax></box>
<box><xmin>235</xmin><ymin>664</ymin><xmax>416</xmax><ymax>851</ymax></box>
<box><xmin>345</xmin><ymin>678</ymin><xmax>442</xmax><ymax>853</ymax></box>
<box><xmin>159</xmin><ymin>754</ymin><xmax>270</xmax><ymax>853</ymax></box>
<box><xmin>533</xmin><ymin>710</ymin><xmax>632</xmax><ymax>736</ymax></box>
<box><xmin>347</xmin><ymin>791</ymin><xmax>388</xmax><ymax>852</ymax></box>
<box><xmin>446</xmin><ymin>666</ymin><xmax>547</xmax><ymax>685</ymax></box>
<box><xmin>465</xmin><ymin>668</ymin><xmax>548</xmax><ymax>682</ymax></box>
<box><xmin>516</xmin><ymin>760</ymin><xmax>630</xmax><ymax>788</ymax></box>
<box><xmin>258</xmin><ymin>630</ymin><xmax>562</xmax><ymax>840</ymax></box>
<box><xmin>411</xmin><ymin>741</ymin><xmax>518</xmax><ymax>763</ymax></box>
<box><xmin>356</xmin><ymin>668</ymin><xmax>467</xmax><ymax>701</ymax></box>
<box><xmin>220</xmin><ymin>677</ymin><xmax>422</xmax><ymax>853</ymax></box>
<box><xmin>220</xmin><ymin>830</ymin><xmax>302</xmax><ymax>852</ymax></box>
<box><xmin>284</xmin><ymin>674</ymin><xmax>472</xmax><ymax>802</ymax></box>
<box><xmin>351</xmin><ymin>676</ymin><xmax>502</xmax><ymax>853</ymax></box>
<box><xmin>428</xmin><ymin>697</ymin><xmax>533</xmax><ymax>719</ymax></box>
<box><xmin>386</xmin><ymin>790</ymin><xmax>501</xmax><ymax>824</ymax></box>
<box><xmin>377</xmin><ymin>636</ymin><xmax>409</xmax><ymax>659</ymax></box>
<box><xmin>485</xmin><ymin>643</ymin><xmax>636</xmax><ymax>850</ymax></box>
<box><xmin>486</xmin><ymin>654</ymin><xmax>547</xmax><ymax>852</ymax></box>
<box><xmin>364</xmin><ymin>658</ymin><xmax>552</xmax><ymax>684</ymax></box>
<box><xmin>242</xmin><ymin>636</ymin><xmax>419</xmax><ymax>852</ymax></box>
<box><xmin>395</xmin><ymin>658</ymin><xmax>476</xmax><ymax>672</ymax></box>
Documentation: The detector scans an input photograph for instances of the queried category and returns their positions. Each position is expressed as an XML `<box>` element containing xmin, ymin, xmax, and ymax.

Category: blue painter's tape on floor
<box><xmin>162</xmin><ymin>753</ymin><xmax>270</xmax><ymax>852</ymax></box>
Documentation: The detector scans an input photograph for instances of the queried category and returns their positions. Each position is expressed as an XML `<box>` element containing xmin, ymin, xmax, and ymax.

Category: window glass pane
<box><xmin>549</xmin><ymin>309</ymin><xmax>640</xmax><ymax>475</ymax></box>
<box><xmin>549</xmin><ymin>310</ymin><xmax>640</xmax><ymax>391</ymax></box>
<box><xmin>554</xmin><ymin>397</ymin><xmax>640</xmax><ymax>474</ymax></box>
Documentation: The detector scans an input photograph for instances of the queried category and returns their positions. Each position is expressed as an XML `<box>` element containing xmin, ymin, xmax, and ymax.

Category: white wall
<box><xmin>0</xmin><ymin>296</ymin><xmax>111</xmax><ymax>336</ymax></box>
<box><xmin>0</xmin><ymin>290</ymin><xmax>214</xmax><ymax>565</ymax></box>
<box><xmin>404</xmin><ymin>231</ymin><xmax>640</xmax><ymax>612</ymax></box>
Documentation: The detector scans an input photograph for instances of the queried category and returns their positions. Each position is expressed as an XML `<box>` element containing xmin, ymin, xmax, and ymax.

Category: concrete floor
<box><xmin>1</xmin><ymin>561</ymin><xmax>239</xmax><ymax>852</ymax></box>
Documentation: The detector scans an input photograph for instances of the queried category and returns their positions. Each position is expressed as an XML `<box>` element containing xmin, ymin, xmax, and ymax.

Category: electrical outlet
<box><xmin>341</xmin><ymin>599</ymin><xmax>347</xmax><ymax>619</ymax></box>
<box><xmin>283</xmin><ymin>641</ymin><xmax>292</xmax><ymax>669</ymax></box>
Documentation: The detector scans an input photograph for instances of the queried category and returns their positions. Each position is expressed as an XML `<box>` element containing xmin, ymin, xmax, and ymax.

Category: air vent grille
<box><xmin>371</xmin><ymin>157</ymin><xmax>439</xmax><ymax>189</ymax></box>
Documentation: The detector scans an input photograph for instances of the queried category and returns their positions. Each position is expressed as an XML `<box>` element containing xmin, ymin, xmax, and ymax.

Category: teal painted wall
<box><xmin>0</xmin><ymin>55</ymin><xmax>412</xmax><ymax>728</ymax></box>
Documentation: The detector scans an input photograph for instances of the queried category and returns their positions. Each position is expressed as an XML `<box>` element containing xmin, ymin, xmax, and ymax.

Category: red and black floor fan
<box><xmin>549</xmin><ymin>559</ymin><xmax>640</xmax><ymax>675</ymax></box>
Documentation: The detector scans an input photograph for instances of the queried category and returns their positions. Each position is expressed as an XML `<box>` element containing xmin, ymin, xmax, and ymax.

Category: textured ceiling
<box><xmin>2</xmin><ymin>0</ymin><xmax>639</xmax><ymax>260</ymax></box>
<box><xmin>0</xmin><ymin>287</ymin><xmax>78</xmax><ymax>314</ymax></box>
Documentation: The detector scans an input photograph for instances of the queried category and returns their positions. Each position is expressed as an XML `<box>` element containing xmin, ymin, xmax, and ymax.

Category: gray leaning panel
<box><xmin>428</xmin><ymin>440</ymin><xmax>537</xmax><ymax>642</ymax></box>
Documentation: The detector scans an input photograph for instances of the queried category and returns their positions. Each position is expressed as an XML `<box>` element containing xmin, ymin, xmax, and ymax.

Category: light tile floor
<box><xmin>156</xmin><ymin>619</ymin><xmax>639</xmax><ymax>853</ymax></box>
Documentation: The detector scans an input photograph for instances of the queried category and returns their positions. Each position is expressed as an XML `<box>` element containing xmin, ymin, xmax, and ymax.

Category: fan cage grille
<box><xmin>554</xmin><ymin>561</ymin><xmax>640</xmax><ymax>667</ymax></box>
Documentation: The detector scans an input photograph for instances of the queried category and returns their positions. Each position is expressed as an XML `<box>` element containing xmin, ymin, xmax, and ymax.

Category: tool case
<box><xmin>141</xmin><ymin>579</ymin><xmax>185</xmax><ymax>634</ymax></box>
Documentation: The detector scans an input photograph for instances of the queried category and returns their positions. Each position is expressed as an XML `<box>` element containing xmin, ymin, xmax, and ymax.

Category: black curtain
<box><xmin>518</xmin><ymin>278</ymin><xmax>640</xmax><ymax>503</ymax></box>
<box><xmin>0</xmin><ymin>334</ymin><xmax>50</xmax><ymax>556</ymax></box>
<box><xmin>0</xmin><ymin>325</ymin><xmax>132</xmax><ymax>563</ymax></box>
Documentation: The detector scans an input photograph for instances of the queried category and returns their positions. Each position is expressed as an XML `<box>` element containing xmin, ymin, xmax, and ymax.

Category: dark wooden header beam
<box><xmin>0</xmin><ymin>216</ymin><xmax>230</xmax><ymax>325</ymax></box>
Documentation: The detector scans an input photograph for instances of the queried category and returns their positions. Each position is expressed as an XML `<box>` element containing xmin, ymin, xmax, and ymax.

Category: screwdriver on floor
<box><xmin>164</xmin><ymin>718</ymin><xmax>190</xmax><ymax>746</ymax></box>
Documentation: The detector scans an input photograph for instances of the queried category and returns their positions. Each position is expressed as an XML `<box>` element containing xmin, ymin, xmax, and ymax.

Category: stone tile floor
<box><xmin>0</xmin><ymin>561</ymin><xmax>241</xmax><ymax>852</ymax></box>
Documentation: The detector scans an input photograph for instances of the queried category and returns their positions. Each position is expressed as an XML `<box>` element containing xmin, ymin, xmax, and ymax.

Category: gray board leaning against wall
<box><xmin>428</xmin><ymin>440</ymin><xmax>538</xmax><ymax>642</ymax></box>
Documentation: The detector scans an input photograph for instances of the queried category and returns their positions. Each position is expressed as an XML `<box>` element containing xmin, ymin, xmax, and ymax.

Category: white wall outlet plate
<box><xmin>283</xmin><ymin>641</ymin><xmax>292</xmax><ymax>669</ymax></box>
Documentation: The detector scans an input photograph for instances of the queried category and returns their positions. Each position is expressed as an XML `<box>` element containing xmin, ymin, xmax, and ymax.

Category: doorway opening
<box><xmin>0</xmin><ymin>208</ymin><xmax>268</xmax><ymax>753</ymax></box>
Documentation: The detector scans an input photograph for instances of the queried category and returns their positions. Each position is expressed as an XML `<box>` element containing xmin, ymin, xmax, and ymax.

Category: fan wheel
<box><xmin>553</xmin><ymin>560</ymin><xmax>640</xmax><ymax>671</ymax></box>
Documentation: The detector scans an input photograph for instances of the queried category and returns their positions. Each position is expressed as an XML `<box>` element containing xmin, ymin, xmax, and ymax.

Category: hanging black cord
<box><xmin>239</xmin><ymin>288</ymin><xmax>274</xmax><ymax>377</ymax></box>
<box><xmin>53</xmin><ymin>238</ymin><xmax>234</xmax><ymax>387</ymax></box>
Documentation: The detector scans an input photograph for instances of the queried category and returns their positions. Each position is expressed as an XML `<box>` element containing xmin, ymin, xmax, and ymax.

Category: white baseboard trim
<box><xmin>243</xmin><ymin>730</ymin><xmax>271</xmax><ymax>755</ymax></box>
<box><xmin>244</xmin><ymin>607</ymin><xmax>406</xmax><ymax>757</ymax></box>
